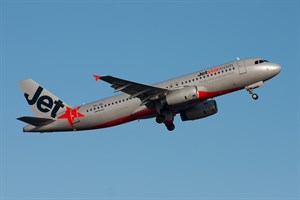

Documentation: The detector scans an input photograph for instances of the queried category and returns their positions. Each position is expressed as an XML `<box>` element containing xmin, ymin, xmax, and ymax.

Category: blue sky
<box><xmin>1</xmin><ymin>0</ymin><xmax>299</xmax><ymax>199</ymax></box>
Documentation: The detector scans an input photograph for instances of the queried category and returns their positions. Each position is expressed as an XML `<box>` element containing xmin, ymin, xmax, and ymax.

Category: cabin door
<box><xmin>237</xmin><ymin>60</ymin><xmax>247</xmax><ymax>74</ymax></box>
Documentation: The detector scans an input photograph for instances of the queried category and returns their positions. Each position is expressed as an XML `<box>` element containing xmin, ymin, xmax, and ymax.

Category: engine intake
<box><xmin>180</xmin><ymin>100</ymin><xmax>218</xmax><ymax>121</ymax></box>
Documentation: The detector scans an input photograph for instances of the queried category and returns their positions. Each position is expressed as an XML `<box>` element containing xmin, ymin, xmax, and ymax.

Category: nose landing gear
<box><xmin>251</xmin><ymin>93</ymin><xmax>259</xmax><ymax>100</ymax></box>
<box><xmin>245</xmin><ymin>81</ymin><xmax>264</xmax><ymax>100</ymax></box>
<box><xmin>247</xmin><ymin>88</ymin><xmax>259</xmax><ymax>100</ymax></box>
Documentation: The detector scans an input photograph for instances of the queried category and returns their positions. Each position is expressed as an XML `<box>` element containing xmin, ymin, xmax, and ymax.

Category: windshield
<box><xmin>255</xmin><ymin>60</ymin><xmax>269</xmax><ymax>64</ymax></box>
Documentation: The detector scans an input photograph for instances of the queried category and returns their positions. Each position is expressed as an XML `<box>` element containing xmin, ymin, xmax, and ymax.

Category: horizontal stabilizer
<box><xmin>17</xmin><ymin>116</ymin><xmax>55</xmax><ymax>126</ymax></box>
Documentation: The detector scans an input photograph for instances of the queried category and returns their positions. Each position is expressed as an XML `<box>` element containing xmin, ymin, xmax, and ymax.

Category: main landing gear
<box><xmin>165</xmin><ymin>121</ymin><xmax>175</xmax><ymax>131</ymax></box>
<box><xmin>156</xmin><ymin>114</ymin><xmax>165</xmax><ymax>124</ymax></box>
<box><xmin>155</xmin><ymin>109</ymin><xmax>176</xmax><ymax>131</ymax></box>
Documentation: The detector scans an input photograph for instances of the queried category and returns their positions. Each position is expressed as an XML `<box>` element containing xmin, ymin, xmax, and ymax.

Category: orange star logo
<box><xmin>58</xmin><ymin>106</ymin><xmax>85</xmax><ymax>128</ymax></box>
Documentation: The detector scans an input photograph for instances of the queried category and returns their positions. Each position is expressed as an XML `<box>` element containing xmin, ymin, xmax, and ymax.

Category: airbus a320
<box><xmin>18</xmin><ymin>58</ymin><xmax>281</xmax><ymax>132</ymax></box>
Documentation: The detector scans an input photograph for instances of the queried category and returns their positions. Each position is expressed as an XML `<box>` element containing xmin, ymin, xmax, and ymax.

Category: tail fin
<box><xmin>19</xmin><ymin>79</ymin><xmax>70</xmax><ymax>118</ymax></box>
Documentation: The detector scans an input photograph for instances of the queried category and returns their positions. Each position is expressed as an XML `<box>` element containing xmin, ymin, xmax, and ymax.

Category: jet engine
<box><xmin>180</xmin><ymin>100</ymin><xmax>218</xmax><ymax>121</ymax></box>
<box><xmin>163</xmin><ymin>86</ymin><xmax>198</xmax><ymax>106</ymax></box>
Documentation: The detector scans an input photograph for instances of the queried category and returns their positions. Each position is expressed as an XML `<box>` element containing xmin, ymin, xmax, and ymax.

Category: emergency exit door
<box><xmin>237</xmin><ymin>60</ymin><xmax>247</xmax><ymax>74</ymax></box>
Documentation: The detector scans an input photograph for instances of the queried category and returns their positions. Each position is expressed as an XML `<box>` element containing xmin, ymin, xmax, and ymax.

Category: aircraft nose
<box><xmin>268</xmin><ymin>63</ymin><xmax>281</xmax><ymax>76</ymax></box>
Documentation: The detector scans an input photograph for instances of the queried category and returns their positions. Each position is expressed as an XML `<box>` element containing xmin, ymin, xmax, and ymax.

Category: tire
<box><xmin>166</xmin><ymin>124</ymin><xmax>175</xmax><ymax>131</ymax></box>
<box><xmin>156</xmin><ymin>115</ymin><xmax>165</xmax><ymax>124</ymax></box>
<box><xmin>252</xmin><ymin>93</ymin><xmax>259</xmax><ymax>100</ymax></box>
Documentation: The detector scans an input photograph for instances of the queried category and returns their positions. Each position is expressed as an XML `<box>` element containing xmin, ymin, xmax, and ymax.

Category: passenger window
<box><xmin>255</xmin><ymin>60</ymin><xmax>258</xmax><ymax>64</ymax></box>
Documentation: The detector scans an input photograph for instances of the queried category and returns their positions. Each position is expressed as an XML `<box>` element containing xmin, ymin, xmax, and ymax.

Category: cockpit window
<box><xmin>255</xmin><ymin>60</ymin><xmax>269</xmax><ymax>64</ymax></box>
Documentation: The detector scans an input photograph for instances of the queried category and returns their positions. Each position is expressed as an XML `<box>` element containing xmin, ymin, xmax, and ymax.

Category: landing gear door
<box><xmin>237</xmin><ymin>60</ymin><xmax>247</xmax><ymax>74</ymax></box>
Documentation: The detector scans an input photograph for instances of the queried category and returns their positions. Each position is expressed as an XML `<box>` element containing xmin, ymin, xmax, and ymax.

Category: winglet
<box><xmin>93</xmin><ymin>74</ymin><xmax>101</xmax><ymax>81</ymax></box>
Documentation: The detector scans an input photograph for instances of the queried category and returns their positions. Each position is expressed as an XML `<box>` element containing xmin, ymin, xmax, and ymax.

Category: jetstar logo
<box><xmin>58</xmin><ymin>106</ymin><xmax>85</xmax><ymax>128</ymax></box>
<box><xmin>24</xmin><ymin>86</ymin><xmax>65</xmax><ymax>118</ymax></box>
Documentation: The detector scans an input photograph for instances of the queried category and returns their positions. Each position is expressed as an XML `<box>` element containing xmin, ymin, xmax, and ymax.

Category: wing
<box><xmin>93</xmin><ymin>75</ymin><xmax>168</xmax><ymax>105</ymax></box>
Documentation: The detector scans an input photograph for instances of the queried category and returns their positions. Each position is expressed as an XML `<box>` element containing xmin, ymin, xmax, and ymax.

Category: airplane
<box><xmin>18</xmin><ymin>58</ymin><xmax>281</xmax><ymax>132</ymax></box>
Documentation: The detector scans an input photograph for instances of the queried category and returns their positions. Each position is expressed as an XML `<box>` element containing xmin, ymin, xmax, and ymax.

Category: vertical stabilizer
<box><xmin>19</xmin><ymin>79</ymin><xmax>70</xmax><ymax>118</ymax></box>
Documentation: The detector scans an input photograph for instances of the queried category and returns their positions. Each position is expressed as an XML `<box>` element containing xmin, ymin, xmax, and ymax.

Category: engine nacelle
<box><xmin>164</xmin><ymin>86</ymin><xmax>198</xmax><ymax>106</ymax></box>
<box><xmin>180</xmin><ymin>100</ymin><xmax>218</xmax><ymax>121</ymax></box>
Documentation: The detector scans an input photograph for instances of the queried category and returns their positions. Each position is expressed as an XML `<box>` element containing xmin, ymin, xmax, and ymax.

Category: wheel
<box><xmin>252</xmin><ymin>93</ymin><xmax>259</xmax><ymax>100</ymax></box>
<box><xmin>166</xmin><ymin>123</ymin><xmax>175</xmax><ymax>131</ymax></box>
<box><xmin>156</xmin><ymin>115</ymin><xmax>165</xmax><ymax>124</ymax></box>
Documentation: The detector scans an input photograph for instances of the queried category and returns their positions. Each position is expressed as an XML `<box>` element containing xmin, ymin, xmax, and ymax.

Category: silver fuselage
<box><xmin>23</xmin><ymin>58</ymin><xmax>281</xmax><ymax>132</ymax></box>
